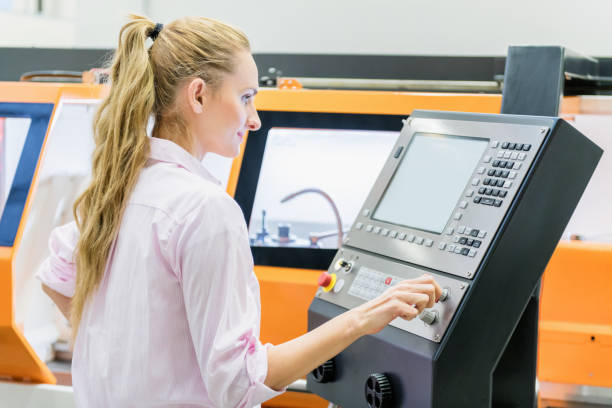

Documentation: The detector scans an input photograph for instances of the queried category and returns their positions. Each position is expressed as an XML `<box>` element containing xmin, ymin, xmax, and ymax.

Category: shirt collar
<box><xmin>148</xmin><ymin>137</ymin><xmax>221</xmax><ymax>186</ymax></box>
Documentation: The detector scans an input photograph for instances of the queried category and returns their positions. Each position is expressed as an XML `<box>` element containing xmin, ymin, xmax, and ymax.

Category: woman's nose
<box><xmin>247</xmin><ymin>110</ymin><xmax>261</xmax><ymax>131</ymax></box>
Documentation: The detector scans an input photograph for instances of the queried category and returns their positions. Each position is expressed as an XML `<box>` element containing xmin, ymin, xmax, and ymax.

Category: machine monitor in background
<box><xmin>248</xmin><ymin>127</ymin><xmax>398</xmax><ymax>248</ymax></box>
<box><xmin>373</xmin><ymin>133</ymin><xmax>488</xmax><ymax>234</ymax></box>
<box><xmin>234</xmin><ymin>111</ymin><xmax>406</xmax><ymax>269</ymax></box>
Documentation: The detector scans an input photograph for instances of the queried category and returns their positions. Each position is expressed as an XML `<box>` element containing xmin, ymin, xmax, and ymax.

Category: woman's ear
<box><xmin>186</xmin><ymin>78</ymin><xmax>207</xmax><ymax>114</ymax></box>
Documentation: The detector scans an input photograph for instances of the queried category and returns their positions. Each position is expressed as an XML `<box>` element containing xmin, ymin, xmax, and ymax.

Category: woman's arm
<box><xmin>42</xmin><ymin>283</ymin><xmax>72</xmax><ymax>320</ymax></box>
<box><xmin>265</xmin><ymin>275</ymin><xmax>441</xmax><ymax>390</ymax></box>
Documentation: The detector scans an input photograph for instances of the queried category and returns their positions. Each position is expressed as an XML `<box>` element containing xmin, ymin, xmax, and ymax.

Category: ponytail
<box><xmin>71</xmin><ymin>15</ymin><xmax>157</xmax><ymax>335</ymax></box>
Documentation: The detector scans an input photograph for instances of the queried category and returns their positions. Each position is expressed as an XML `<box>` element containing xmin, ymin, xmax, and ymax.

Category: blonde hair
<box><xmin>71</xmin><ymin>14</ymin><xmax>250</xmax><ymax>335</ymax></box>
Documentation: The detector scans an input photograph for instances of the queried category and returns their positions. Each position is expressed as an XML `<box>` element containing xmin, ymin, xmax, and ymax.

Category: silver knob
<box><xmin>439</xmin><ymin>288</ymin><xmax>450</xmax><ymax>302</ymax></box>
<box><xmin>419</xmin><ymin>309</ymin><xmax>439</xmax><ymax>325</ymax></box>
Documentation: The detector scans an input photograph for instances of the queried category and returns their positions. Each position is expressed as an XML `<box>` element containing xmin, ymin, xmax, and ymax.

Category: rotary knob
<box><xmin>419</xmin><ymin>309</ymin><xmax>439</xmax><ymax>325</ymax></box>
<box><xmin>311</xmin><ymin>359</ymin><xmax>335</xmax><ymax>383</ymax></box>
<box><xmin>365</xmin><ymin>373</ymin><xmax>393</xmax><ymax>408</ymax></box>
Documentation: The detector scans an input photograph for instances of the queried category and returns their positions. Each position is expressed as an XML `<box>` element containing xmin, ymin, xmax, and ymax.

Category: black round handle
<box><xmin>311</xmin><ymin>359</ymin><xmax>335</xmax><ymax>383</ymax></box>
<box><xmin>365</xmin><ymin>373</ymin><xmax>393</xmax><ymax>408</ymax></box>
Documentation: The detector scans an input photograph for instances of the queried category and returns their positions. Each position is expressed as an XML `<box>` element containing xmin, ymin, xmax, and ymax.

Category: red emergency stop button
<box><xmin>318</xmin><ymin>272</ymin><xmax>337</xmax><ymax>292</ymax></box>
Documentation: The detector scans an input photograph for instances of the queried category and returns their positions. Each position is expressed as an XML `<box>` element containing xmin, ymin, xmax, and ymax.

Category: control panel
<box><xmin>315</xmin><ymin>248</ymin><xmax>468</xmax><ymax>342</ymax></box>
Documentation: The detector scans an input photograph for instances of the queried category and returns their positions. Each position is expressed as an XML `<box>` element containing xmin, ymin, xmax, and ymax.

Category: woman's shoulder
<box><xmin>133</xmin><ymin>161</ymin><xmax>239</xmax><ymax>224</ymax></box>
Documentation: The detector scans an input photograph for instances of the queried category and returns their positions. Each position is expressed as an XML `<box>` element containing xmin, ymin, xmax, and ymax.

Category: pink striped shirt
<box><xmin>37</xmin><ymin>137</ymin><xmax>283</xmax><ymax>407</ymax></box>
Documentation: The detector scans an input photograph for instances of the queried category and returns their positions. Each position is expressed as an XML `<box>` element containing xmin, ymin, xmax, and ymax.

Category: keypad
<box><xmin>348</xmin><ymin>267</ymin><xmax>401</xmax><ymax>301</ymax></box>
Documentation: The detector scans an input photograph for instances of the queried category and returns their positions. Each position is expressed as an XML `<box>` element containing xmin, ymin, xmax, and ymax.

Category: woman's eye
<box><xmin>242</xmin><ymin>94</ymin><xmax>252</xmax><ymax>104</ymax></box>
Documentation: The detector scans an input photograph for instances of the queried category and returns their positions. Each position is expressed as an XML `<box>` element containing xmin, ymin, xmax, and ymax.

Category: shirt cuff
<box><xmin>36</xmin><ymin>258</ymin><xmax>76</xmax><ymax>298</ymax></box>
<box><xmin>245</xmin><ymin>342</ymin><xmax>286</xmax><ymax>404</ymax></box>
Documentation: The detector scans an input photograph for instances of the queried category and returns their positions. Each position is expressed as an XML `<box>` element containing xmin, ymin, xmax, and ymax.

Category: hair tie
<box><xmin>148</xmin><ymin>23</ymin><xmax>163</xmax><ymax>41</ymax></box>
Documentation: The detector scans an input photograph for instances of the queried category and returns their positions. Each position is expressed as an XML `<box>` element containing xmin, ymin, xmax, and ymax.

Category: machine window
<box><xmin>248</xmin><ymin>127</ymin><xmax>398</xmax><ymax>249</ymax></box>
<box><xmin>373</xmin><ymin>133</ymin><xmax>488</xmax><ymax>234</ymax></box>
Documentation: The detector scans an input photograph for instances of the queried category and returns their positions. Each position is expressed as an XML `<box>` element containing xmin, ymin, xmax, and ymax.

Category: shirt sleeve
<box><xmin>170</xmin><ymin>193</ymin><xmax>284</xmax><ymax>408</ymax></box>
<box><xmin>36</xmin><ymin>221</ymin><xmax>79</xmax><ymax>298</ymax></box>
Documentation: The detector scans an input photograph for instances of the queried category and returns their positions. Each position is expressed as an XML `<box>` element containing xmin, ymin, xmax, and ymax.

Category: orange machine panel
<box><xmin>0</xmin><ymin>82</ymin><xmax>105</xmax><ymax>384</ymax></box>
<box><xmin>539</xmin><ymin>241</ymin><xmax>612</xmax><ymax>387</ymax></box>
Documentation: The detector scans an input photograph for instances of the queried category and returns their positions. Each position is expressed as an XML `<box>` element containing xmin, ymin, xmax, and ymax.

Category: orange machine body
<box><xmin>539</xmin><ymin>241</ymin><xmax>612</xmax><ymax>387</ymax></box>
<box><xmin>0</xmin><ymin>82</ymin><xmax>106</xmax><ymax>384</ymax></box>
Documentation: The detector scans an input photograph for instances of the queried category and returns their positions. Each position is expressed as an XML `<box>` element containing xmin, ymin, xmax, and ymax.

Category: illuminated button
<box><xmin>478</xmin><ymin>167</ymin><xmax>486</xmax><ymax>174</ymax></box>
<box><xmin>483</xmin><ymin>155</ymin><xmax>492</xmax><ymax>163</ymax></box>
<box><xmin>472</xmin><ymin>178</ymin><xmax>480</xmax><ymax>186</ymax></box>
<box><xmin>503</xmin><ymin>152</ymin><xmax>512</xmax><ymax>159</ymax></box>
<box><xmin>459</xmin><ymin>200</ymin><xmax>468</xmax><ymax>209</ymax></box>
<box><xmin>465</xmin><ymin>227</ymin><xmax>473</xmax><ymax>235</ymax></box>
<box><xmin>373</xmin><ymin>226</ymin><xmax>381</xmax><ymax>234</ymax></box>
<box><xmin>513</xmin><ymin>162</ymin><xmax>522</xmax><ymax>170</ymax></box>
<box><xmin>362</xmin><ymin>209</ymin><xmax>370</xmax><ymax>216</ymax></box>
<box><xmin>389</xmin><ymin>230</ymin><xmax>398</xmax><ymax>238</ymax></box>
<box><xmin>398</xmin><ymin>232</ymin><xmax>407</xmax><ymax>240</ymax></box>
<box><xmin>425</xmin><ymin>239</ymin><xmax>433</xmax><ymax>247</ymax></box>
<box><xmin>478</xmin><ymin>231</ymin><xmax>486</xmax><ymax>238</ymax></box>
<box><xmin>415</xmin><ymin>236</ymin><xmax>424</xmax><ymax>245</ymax></box>
<box><xmin>510</xmin><ymin>152</ymin><xmax>518</xmax><ymax>160</ymax></box>
<box><xmin>490</xmin><ymin>141</ymin><xmax>499</xmax><ymax>148</ymax></box>
<box><xmin>446</xmin><ymin>227</ymin><xmax>454</xmax><ymax>235</ymax></box>
<box><xmin>439</xmin><ymin>242</ymin><xmax>447</xmax><ymax>250</ymax></box>
<box><xmin>453</xmin><ymin>212</ymin><xmax>463</xmax><ymax>220</ymax></box>
<box><xmin>465</xmin><ymin>189</ymin><xmax>474</xmax><ymax>197</ymax></box>
<box><xmin>381</xmin><ymin>228</ymin><xmax>389</xmax><ymax>236</ymax></box>
<box><xmin>457</xmin><ymin>225</ymin><xmax>466</xmax><ymax>234</ymax></box>
<box><xmin>448</xmin><ymin>244</ymin><xmax>456</xmax><ymax>252</ymax></box>
<box><xmin>468</xmin><ymin>249</ymin><xmax>477</xmax><ymax>257</ymax></box>
<box><xmin>355</xmin><ymin>222</ymin><xmax>363</xmax><ymax>230</ymax></box>
<box><xmin>518</xmin><ymin>152</ymin><xmax>526</xmax><ymax>161</ymax></box>
<box><xmin>365</xmin><ymin>225</ymin><xmax>373</xmax><ymax>232</ymax></box>
<box><xmin>407</xmin><ymin>234</ymin><xmax>415</xmax><ymax>242</ymax></box>
<box><xmin>496</xmin><ymin>151</ymin><xmax>504</xmax><ymax>158</ymax></box>
<box><xmin>504</xmin><ymin>181</ymin><xmax>513</xmax><ymax>189</ymax></box>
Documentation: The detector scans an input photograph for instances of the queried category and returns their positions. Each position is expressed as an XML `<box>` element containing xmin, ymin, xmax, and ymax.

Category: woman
<box><xmin>39</xmin><ymin>15</ymin><xmax>441</xmax><ymax>407</ymax></box>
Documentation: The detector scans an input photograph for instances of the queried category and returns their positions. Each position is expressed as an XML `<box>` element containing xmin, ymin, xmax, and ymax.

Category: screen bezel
<box><xmin>234</xmin><ymin>110</ymin><xmax>406</xmax><ymax>270</ymax></box>
<box><xmin>372</xmin><ymin>132</ymin><xmax>489</xmax><ymax>235</ymax></box>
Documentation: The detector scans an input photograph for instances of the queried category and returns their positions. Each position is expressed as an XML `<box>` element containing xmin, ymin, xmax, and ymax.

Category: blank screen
<box><xmin>373</xmin><ymin>133</ymin><xmax>488</xmax><ymax>234</ymax></box>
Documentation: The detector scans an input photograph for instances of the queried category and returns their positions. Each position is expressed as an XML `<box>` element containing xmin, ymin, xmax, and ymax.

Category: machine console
<box><xmin>316</xmin><ymin>111</ymin><xmax>548</xmax><ymax>342</ymax></box>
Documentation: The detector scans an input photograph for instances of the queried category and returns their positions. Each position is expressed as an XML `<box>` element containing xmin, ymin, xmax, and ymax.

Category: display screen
<box><xmin>248</xmin><ymin>127</ymin><xmax>399</xmax><ymax>248</ymax></box>
<box><xmin>373</xmin><ymin>133</ymin><xmax>488</xmax><ymax>234</ymax></box>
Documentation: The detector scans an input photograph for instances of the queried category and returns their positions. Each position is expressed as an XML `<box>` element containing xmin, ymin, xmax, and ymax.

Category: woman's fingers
<box><xmin>400</xmin><ymin>274</ymin><xmax>444</xmax><ymax>303</ymax></box>
<box><xmin>393</xmin><ymin>282</ymin><xmax>437</xmax><ymax>308</ymax></box>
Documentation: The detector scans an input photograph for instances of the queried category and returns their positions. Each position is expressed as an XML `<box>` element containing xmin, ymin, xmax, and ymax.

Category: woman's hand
<box><xmin>351</xmin><ymin>274</ymin><xmax>443</xmax><ymax>336</ymax></box>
